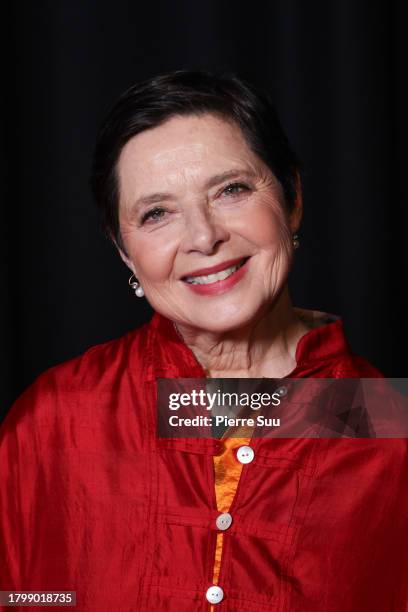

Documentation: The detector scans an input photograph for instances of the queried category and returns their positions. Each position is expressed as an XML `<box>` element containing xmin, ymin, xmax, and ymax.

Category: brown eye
<box><xmin>141</xmin><ymin>207</ymin><xmax>166</xmax><ymax>224</ymax></box>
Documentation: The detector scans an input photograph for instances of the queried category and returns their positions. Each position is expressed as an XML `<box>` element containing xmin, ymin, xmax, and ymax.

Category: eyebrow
<box><xmin>132</xmin><ymin>168</ymin><xmax>256</xmax><ymax>211</ymax></box>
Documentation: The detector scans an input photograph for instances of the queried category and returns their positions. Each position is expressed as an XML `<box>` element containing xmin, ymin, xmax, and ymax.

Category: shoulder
<box><xmin>1</xmin><ymin>318</ymin><xmax>154</xmax><ymax>435</ymax></box>
<box><xmin>50</xmin><ymin>318</ymin><xmax>152</xmax><ymax>387</ymax></box>
<box><xmin>331</xmin><ymin>354</ymin><xmax>384</xmax><ymax>378</ymax></box>
<box><xmin>32</xmin><ymin>317</ymin><xmax>152</xmax><ymax>391</ymax></box>
<box><xmin>294</xmin><ymin>308</ymin><xmax>384</xmax><ymax>378</ymax></box>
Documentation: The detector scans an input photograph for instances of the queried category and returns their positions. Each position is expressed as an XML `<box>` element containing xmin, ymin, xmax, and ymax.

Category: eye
<box><xmin>140</xmin><ymin>207</ymin><xmax>167</xmax><ymax>225</ymax></box>
<box><xmin>221</xmin><ymin>182</ymin><xmax>250</xmax><ymax>197</ymax></box>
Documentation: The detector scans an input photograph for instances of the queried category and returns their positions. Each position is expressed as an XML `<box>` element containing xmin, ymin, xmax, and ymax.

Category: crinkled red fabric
<box><xmin>1</xmin><ymin>312</ymin><xmax>407</xmax><ymax>611</ymax></box>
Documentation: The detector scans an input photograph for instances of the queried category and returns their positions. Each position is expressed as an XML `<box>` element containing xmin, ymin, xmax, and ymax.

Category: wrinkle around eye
<box><xmin>215</xmin><ymin>184</ymin><xmax>253</xmax><ymax>206</ymax></box>
<box><xmin>221</xmin><ymin>182</ymin><xmax>251</xmax><ymax>197</ymax></box>
<box><xmin>138</xmin><ymin>206</ymin><xmax>183</xmax><ymax>231</ymax></box>
<box><xmin>140</xmin><ymin>207</ymin><xmax>168</xmax><ymax>225</ymax></box>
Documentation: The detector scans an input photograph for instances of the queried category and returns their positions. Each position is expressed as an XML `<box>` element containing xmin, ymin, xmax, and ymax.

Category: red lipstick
<box><xmin>181</xmin><ymin>257</ymin><xmax>250</xmax><ymax>296</ymax></box>
<box><xmin>181</xmin><ymin>257</ymin><xmax>246</xmax><ymax>279</ymax></box>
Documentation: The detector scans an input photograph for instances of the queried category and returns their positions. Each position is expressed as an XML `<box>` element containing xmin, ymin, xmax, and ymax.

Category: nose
<box><xmin>181</xmin><ymin>205</ymin><xmax>230</xmax><ymax>255</ymax></box>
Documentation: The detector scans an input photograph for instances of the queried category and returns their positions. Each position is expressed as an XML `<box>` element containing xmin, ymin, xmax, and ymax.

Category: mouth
<box><xmin>182</xmin><ymin>257</ymin><xmax>250</xmax><ymax>285</ymax></box>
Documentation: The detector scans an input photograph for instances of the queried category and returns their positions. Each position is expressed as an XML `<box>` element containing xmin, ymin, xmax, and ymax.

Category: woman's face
<box><xmin>117</xmin><ymin>113</ymin><xmax>301</xmax><ymax>333</ymax></box>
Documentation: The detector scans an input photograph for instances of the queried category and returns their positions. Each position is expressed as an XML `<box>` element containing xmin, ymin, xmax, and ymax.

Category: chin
<box><xmin>191</xmin><ymin>306</ymin><xmax>262</xmax><ymax>335</ymax></box>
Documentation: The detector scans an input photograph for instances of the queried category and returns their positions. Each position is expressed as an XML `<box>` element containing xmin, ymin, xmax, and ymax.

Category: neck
<box><xmin>175</xmin><ymin>288</ymin><xmax>311</xmax><ymax>378</ymax></box>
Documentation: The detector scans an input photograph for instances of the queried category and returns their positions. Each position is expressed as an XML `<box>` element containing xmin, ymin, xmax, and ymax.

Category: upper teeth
<box><xmin>185</xmin><ymin>261</ymin><xmax>244</xmax><ymax>285</ymax></box>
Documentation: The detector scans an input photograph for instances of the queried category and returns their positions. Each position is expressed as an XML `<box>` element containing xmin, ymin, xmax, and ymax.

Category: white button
<box><xmin>236</xmin><ymin>445</ymin><xmax>254</xmax><ymax>464</ymax></box>
<box><xmin>277</xmin><ymin>385</ymin><xmax>288</xmax><ymax>397</ymax></box>
<box><xmin>216</xmin><ymin>512</ymin><xmax>232</xmax><ymax>531</ymax></box>
<box><xmin>206</xmin><ymin>586</ymin><xmax>224</xmax><ymax>604</ymax></box>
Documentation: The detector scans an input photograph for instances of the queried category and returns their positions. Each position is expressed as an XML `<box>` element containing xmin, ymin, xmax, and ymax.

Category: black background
<box><xmin>2</xmin><ymin>1</ymin><xmax>407</xmax><ymax>420</ymax></box>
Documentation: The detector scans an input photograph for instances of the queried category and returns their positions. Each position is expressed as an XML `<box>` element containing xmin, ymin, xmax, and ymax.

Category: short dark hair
<box><xmin>91</xmin><ymin>70</ymin><xmax>300</xmax><ymax>253</ymax></box>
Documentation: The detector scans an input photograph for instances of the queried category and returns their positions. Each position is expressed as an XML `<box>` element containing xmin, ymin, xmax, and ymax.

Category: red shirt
<box><xmin>1</xmin><ymin>311</ymin><xmax>407</xmax><ymax>611</ymax></box>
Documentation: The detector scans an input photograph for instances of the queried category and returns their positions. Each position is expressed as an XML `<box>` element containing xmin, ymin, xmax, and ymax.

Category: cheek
<box><xmin>125</xmin><ymin>233</ymin><xmax>177</xmax><ymax>283</ymax></box>
<box><xmin>230</xmin><ymin>197</ymin><xmax>290</xmax><ymax>249</ymax></box>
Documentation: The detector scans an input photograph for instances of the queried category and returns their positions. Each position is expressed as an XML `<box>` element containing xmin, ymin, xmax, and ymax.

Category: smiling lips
<box><xmin>181</xmin><ymin>256</ymin><xmax>250</xmax><ymax>295</ymax></box>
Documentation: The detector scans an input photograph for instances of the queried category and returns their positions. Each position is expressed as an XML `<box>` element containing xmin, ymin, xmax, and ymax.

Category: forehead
<box><xmin>117</xmin><ymin>113</ymin><xmax>260</xmax><ymax>188</ymax></box>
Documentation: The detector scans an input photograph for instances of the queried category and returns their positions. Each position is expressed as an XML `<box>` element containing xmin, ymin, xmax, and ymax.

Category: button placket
<box><xmin>216</xmin><ymin>512</ymin><xmax>232</xmax><ymax>531</ymax></box>
<box><xmin>276</xmin><ymin>385</ymin><xmax>288</xmax><ymax>397</ymax></box>
<box><xmin>236</xmin><ymin>445</ymin><xmax>255</xmax><ymax>464</ymax></box>
<box><xmin>206</xmin><ymin>585</ymin><xmax>224</xmax><ymax>604</ymax></box>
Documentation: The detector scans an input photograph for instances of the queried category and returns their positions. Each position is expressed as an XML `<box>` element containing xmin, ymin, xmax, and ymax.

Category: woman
<box><xmin>1</xmin><ymin>71</ymin><xmax>407</xmax><ymax>611</ymax></box>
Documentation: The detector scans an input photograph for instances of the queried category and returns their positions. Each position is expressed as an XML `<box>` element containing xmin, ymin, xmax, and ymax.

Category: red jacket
<box><xmin>1</xmin><ymin>312</ymin><xmax>407</xmax><ymax>611</ymax></box>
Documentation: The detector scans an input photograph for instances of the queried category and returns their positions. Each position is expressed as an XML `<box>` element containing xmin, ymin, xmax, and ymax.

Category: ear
<box><xmin>289</xmin><ymin>171</ymin><xmax>303</xmax><ymax>234</ymax></box>
<box><xmin>116</xmin><ymin>243</ymin><xmax>137</xmax><ymax>277</ymax></box>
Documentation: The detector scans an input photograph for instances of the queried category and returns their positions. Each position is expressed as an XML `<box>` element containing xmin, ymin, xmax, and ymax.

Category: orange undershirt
<box><xmin>210</xmin><ymin>425</ymin><xmax>254</xmax><ymax>609</ymax></box>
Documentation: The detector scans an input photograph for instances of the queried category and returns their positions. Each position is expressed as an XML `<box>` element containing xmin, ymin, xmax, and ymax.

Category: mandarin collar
<box><xmin>145</xmin><ymin>310</ymin><xmax>351</xmax><ymax>382</ymax></box>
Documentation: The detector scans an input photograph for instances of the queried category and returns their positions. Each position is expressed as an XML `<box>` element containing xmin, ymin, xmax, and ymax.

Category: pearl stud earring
<box><xmin>128</xmin><ymin>274</ymin><xmax>145</xmax><ymax>298</ymax></box>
